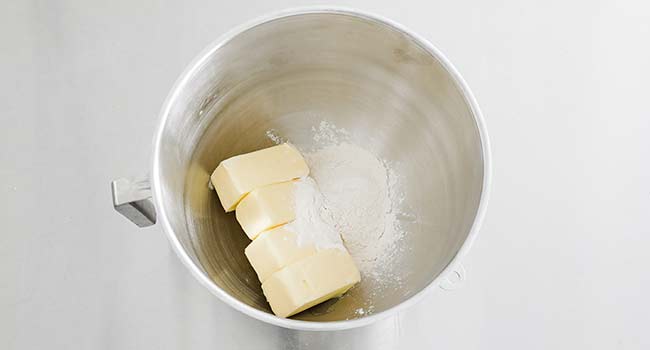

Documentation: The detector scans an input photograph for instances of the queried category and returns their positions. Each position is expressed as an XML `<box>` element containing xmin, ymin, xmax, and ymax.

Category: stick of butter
<box><xmin>235</xmin><ymin>181</ymin><xmax>296</xmax><ymax>240</ymax></box>
<box><xmin>261</xmin><ymin>249</ymin><xmax>360</xmax><ymax>318</ymax></box>
<box><xmin>210</xmin><ymin>143</ymin><xmax>308</xmax><ymax>212</ymax></box>
<box><xmin>245</xmin><ymin>225</ymin><xmax>317</xmax><ymax>283</ymax></box>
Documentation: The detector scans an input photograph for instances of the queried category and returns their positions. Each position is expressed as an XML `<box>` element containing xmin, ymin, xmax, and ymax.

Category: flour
<box><xmin>285</xmin><ymin>177</ymin><xmax>345</xmax><ymax>251</ymax></box>
<box><xmin>305</xmin><ymin>142</ymin><xmax>404</xmax><ymax>282</ymax></box>
<box><xmin>311</xmin><ymin>120</ymin><xmax>349</xmax><ymax>147</ymax></box>
<box><xmin>266</xmin><ymin>121</ymin><xmax>406</xmax><ymax>290</ymax></box>
<box><xmin>265</xmin><ymin>129</ymin><xmax>285</xmax><ymax>145</ymax></box>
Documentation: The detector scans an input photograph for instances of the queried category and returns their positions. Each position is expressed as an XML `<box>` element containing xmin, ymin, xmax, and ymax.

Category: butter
<box><xmin>245</xmin><ymin>225</ymin><xmax>317</xmax><ymax>283</ymax></box>
<box><xmin>235</xmin><ymin>181</ymin><xmax>296</xmax><ymax>240</ymax></box>
<box><xmin>211</xmin><ymin>143</ymin><xmax>360</xmax><ymax>318</ymax></box>
<box><xmin>261</xmin><ymin>249</ymin><xmax>360</xmax><ymax>318</ymax></box>
<box><xmin>211</xmin><ymin>143</ymin><xmax>309</xmax><ymax>212</ymax></box>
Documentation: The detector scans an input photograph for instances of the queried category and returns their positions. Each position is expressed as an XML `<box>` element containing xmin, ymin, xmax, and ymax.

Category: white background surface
<box><xmin>2</xmin><ymin>1</ymin><xmax>649</xmax><ymax>349</ymax></box>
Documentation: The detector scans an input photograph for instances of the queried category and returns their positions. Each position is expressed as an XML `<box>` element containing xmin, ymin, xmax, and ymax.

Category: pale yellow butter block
<box><xmin>210</xmin><ymin>143</ymin><xmax>309</xmax><ymax>212</ymax></box>
<box><xmin>235</xmin><ymin>181</ymin><xmax>296</xmax><ymax>240</ymax></box>
<box><xmin>245</xmin><ymin>225</ymin><xmax>317</xmax><ymax>283</ymax></box>
<box><xmin>261</xmin><ymin>249</ymin><xmax>360</xmax><ymax>318</ymax></box>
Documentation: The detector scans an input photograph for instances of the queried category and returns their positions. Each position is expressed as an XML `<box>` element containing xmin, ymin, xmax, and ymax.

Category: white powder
<box><xmin>305</xmin><ymin>143</ymin><xmax>404</xmax><ymax>281</ymax></box>
<box><xmin>311</xmin><ymin>120</ymin><xmax>349</xmax><ymax>146</ymax></box>
<box><xmin>265</xmin><ymin>129</ymin><xmax>285</xmax><ymax>144</ymax></box>
<box><xmin>265</xmin><ymin>121</ymin><xmax>406</xmax><ymax>291</ymax></box>
<box><xmin>286</xmin><ymin>177</ymin><xmax>345</xmax><ymax>251</ymax></box>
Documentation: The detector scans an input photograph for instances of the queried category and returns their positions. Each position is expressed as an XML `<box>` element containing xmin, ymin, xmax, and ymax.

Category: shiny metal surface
<box><xmin>111</xmin><ymin>177</ymin><xmax>156</xmax><ymax>227</ymax></box>
<box><xmin>151</xmin><ymin>9</ymin><xmax>488</xmax><ymax>330</ymax></box>
<box><xmin>5</xmin><ymin>1</ymin><xmax>650</xmax><ymax>349</ymax></box>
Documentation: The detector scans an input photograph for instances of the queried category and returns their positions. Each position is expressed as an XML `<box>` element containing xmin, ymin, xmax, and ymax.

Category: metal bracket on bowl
<box><xmin>111</xmin><ymin>176</ymin><xmax>156</xmax><ymax>227</ymax></box>
<box><xmin>439</xmin><ymin>264</ymin><xmax>466</xmax><ymax>291</ymax></box>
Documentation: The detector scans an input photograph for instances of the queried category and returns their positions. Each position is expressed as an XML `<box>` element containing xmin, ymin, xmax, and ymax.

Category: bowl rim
<box><xmin>151</xmin><ymin>6</ymin><xmax>492</xmax><ymax>331</ymax></box>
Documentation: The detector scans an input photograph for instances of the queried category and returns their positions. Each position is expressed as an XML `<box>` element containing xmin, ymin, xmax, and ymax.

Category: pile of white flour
<box><xmin>285</xmin><ymin>177</ymin><xmax>345</xmax><ymax>251</ymax></box>
<box><xmin>305</xmin><ymin>142</ymin><xmax>403</xmax><ymax>280</ymax></box>
<box><xmin>267</xmin><ymin>121</ymin><xmax>405</xmax><ymax>286</ymax></box>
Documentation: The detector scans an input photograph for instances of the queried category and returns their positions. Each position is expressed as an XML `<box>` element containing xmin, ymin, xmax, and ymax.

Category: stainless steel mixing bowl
<box><xmin>111</xmin><ymin>7</ymin><xmax>491</xmax><ymax>331</ymax></box>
